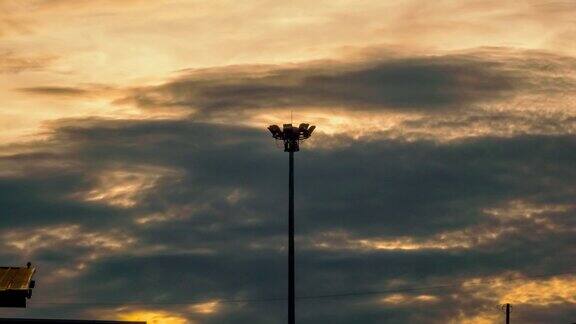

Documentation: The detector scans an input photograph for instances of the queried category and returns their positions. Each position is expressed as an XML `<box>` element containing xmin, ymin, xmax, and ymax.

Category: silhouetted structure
<box><xmin>499</xmin><ymin>303</ymin><xmax>512</xmax><ymax>324</ymax></box>
<box><xmin>0</xmin><ymin>263</ymin><xmax>36</xmax><ymax>308</ymax></box>
<box><xmin>268</xmin><ymin>123</ymin><xmax>315</xmax><ymax>324</ymax></box>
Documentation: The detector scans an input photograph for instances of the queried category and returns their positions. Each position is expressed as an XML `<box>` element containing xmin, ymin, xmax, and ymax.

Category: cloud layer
<box><xmin>1</xmin><ymin>1</ymin><xmax>576</xmax><ymax>323</ymax></box>
<box><xmin>1</xmin><ymin>117</ymin><xmax>575</xmax><ymax>323</ymax></box>
<box><xmin>128</xmin><ymin>49</ymin><xmax>576</xmax><ymax>117</ymax></box>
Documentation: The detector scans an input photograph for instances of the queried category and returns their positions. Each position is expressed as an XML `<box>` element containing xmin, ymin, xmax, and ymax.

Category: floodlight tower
<box><xmin>268</xmin><ymin>122</ymin><xmax>315</xmax><ymax>324</ymax></box>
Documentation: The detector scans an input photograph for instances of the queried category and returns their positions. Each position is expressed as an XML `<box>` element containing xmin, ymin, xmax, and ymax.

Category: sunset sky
<box><xmin>1</xmin><ymin>0</ymin><xmax>576</xmax><ymax>323</ymax></box>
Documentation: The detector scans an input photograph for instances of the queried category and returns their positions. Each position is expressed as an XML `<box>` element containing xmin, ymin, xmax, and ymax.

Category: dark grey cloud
<box><xmin>123</xmin><ymin>48</ymin><xmax>576</xmax><ymax>117</ymax></box>
<box><xmin>18</xmin><ymin>87</ymin><xmax>90</xmax><ymax>96</ymax></box>
<box><xmin>1</xmin><ymin>117</ymin><xmax>576</xmax><ymax>323</ymax></box>
<box><xmin>17</xmin><ymin>85</ymin><xmax>120</xmax><ymax>98</ymax></box>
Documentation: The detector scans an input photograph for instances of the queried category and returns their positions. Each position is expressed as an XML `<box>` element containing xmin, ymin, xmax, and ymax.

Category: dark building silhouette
<box><xmin>1</xmin><ymin>264</ymin><xmax>145</xmax><ymax>323</ymax></box>
<box><xmin>0</xmin><ymin>263</ymin><xmax>36</xmax><ymax>308</ymax></box>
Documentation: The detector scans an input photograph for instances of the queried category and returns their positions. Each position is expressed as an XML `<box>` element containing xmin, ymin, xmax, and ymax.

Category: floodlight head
<box><xmin>268</xmin><ymin>124</ymin><xmax>283</xmax><ymax>139</ymax></box>
<box><xmin>303</xmin><ymin>125</ymin><xmax>315</xmax><ymax>138</ymax></box>
<box><xmin>267</xmin><ymin>124</ymin><xmax>278</xmax><ymax>134</ymax></box>
<box><xmin>268</xmin><ymin>122</ymin><xmax>315</xmax><ymax>152</ymax></box>
<box><xmin>309</xmin><ymin>125</ymin><xmax>316</xmax><ymax>134</ymax></box>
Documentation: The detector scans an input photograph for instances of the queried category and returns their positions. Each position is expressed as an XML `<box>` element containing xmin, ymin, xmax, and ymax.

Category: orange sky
<box><xmin>1</xmin><ymin>1</ymin><xmax>576</xmax><ymax>323</ymax></box>
<box><xmin>1</xmin><ymin>0</ymin><xmax>575</xmax><ymax>143</ymax></box>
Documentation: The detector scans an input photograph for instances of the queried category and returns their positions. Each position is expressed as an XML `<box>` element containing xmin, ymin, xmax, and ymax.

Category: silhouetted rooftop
<box><xmin>0</xmin><ymin>267</ymin><xmax>35</xmax><ymax>291</ymax></box>
<box><xmin>0</xmin><ymin>265</ymin><xmax>36</xmax><ymax>308</ymax></box>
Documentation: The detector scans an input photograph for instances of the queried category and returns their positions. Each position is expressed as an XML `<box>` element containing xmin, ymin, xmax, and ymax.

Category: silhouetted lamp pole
<box><xmin>268</xmin><ymin>123</ymin><xmax>315</xmax><ymax>324</ymax></box>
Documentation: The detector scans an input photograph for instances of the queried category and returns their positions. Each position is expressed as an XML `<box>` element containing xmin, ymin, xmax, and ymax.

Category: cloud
<box><xmin>0</xmin><ymin>52</ymin><xmax>56</xmax><ymax>73</ymax></box>
<box><xmin>117</xmin><ymin>309</ymin><xmax>188</xmax><ymax>324</ymax></box>
<box><xmin>17</xmin><ymin>85</ymin><xmax>123</xmax><ymax>99</ymax></box>
<box><xmin>123</xmin><ymin>48</ymin><xmax>575</xmax><ymax>120</ymax></box>
<box><xmin>1</xmin><ymin>117</ymin><xmax>576</xmax><ymax>322</ymax></box>
<box><xmin>6</xmin><ymin>47</ymin><xmax>576</xmax><ymax>144</ymax></box>
<box><xmin>18</xmin><ymin>87</ymin><xmax>89</xmax><ymax>96</ymax></box>
<box><xmin>27</xmin><ymin>0</ymin><xmax>147</xmax><ymax>11</ymax></box>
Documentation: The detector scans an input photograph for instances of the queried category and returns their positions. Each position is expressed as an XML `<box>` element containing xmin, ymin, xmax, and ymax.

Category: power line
<box><xmin>297</xmin><ymin>270</ymin><xmax>576</xmax><ymax>301</ymax></box>
<box><xmin>29</xmin><ymin>270</ymin><xmax>576</xmax><ymax>306</ymax></box>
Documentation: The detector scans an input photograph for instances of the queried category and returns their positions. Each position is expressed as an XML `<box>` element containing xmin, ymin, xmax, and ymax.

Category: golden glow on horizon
<box><xmin>381</xmin><ymin>294</ymin><xmax>439</xmax><ymax>305</ymax></box>
<box><xmin>449</xmin><ymin>312</ymin><xmax>499</xmax><ymax>324</ymax></box>
<box><xmin>308</xmin><ymin>224</ymin><xmax>505</xmax><ymax>251</ymax></box>
<box><xmin>188</xmin><ymin>300</ymin><xmax>220</xmax><ymax>314</ymax></box>
<box><xmin>502</xmin><ymin>278</ymin><xmax>576</xmax><ymax>305</ymax></box>
<box><xmin>309</xmin><ymin>200</ymin><xmax>573</xmax><ymax>252</ymax></box>
<box><xmin>447</xmin><ymin>274</ymin><xmax>576</xmax><ymax>323</ymax></box>
<box><xmin>118</xmin><ymin>310</ymin><xmax>189</xmax><ymax>324</ymax></box>
<box><xmin>464</xmin><ymin>275</ymin><xmax>576</xmax><ymax>305</ymax></box>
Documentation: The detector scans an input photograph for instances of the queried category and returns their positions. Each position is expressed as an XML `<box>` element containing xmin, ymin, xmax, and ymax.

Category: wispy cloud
<box><xmin>0</xmin><ymin>52</ymin><xmax>56</xmax><ymax>73</ymax></box>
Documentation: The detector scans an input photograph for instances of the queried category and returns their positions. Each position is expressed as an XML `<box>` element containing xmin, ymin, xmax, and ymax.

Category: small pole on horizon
<box><xmin>499</xmin><ymin>303</ymin><xmax>512</xmax><ymax>324</ymax></box>
<box><xmin>267</xmin><ymin>122</ymin><xmax>315</xmax><ymax>324</ymax></box>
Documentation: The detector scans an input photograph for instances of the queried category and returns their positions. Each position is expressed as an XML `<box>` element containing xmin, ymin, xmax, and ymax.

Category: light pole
<box><xmin>268</xmin><ymin>123</ymin><xmax>315</xmax><ymax>324</ymax></box>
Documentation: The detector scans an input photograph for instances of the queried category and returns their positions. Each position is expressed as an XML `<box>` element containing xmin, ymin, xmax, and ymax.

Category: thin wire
<box><xmin>29</xmin><ymin>270</ymin><xmax>576</xmax><ymax>306</ymax></box>
<box><xmin>296</xmin><ymin>270</ymin><xmax>576</xmax><ymax>301</ymax></box>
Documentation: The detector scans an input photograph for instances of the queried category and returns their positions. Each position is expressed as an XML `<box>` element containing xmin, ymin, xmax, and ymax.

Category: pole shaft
<box><xmin>288</xmin><ymin>151</ymin><xmax>295</xmax><ymax>324</ymax></box>
<box><xmin>506</xmin><ymin>303</ymin><xmax>510</xmax><ymax>324</ymax></box>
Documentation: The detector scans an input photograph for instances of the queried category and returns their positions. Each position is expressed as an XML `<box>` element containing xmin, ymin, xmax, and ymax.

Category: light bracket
<box><xmin>268</xmin><ymin>122</ymin><xmax>315</xmax><ymax>152</ymax></box>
